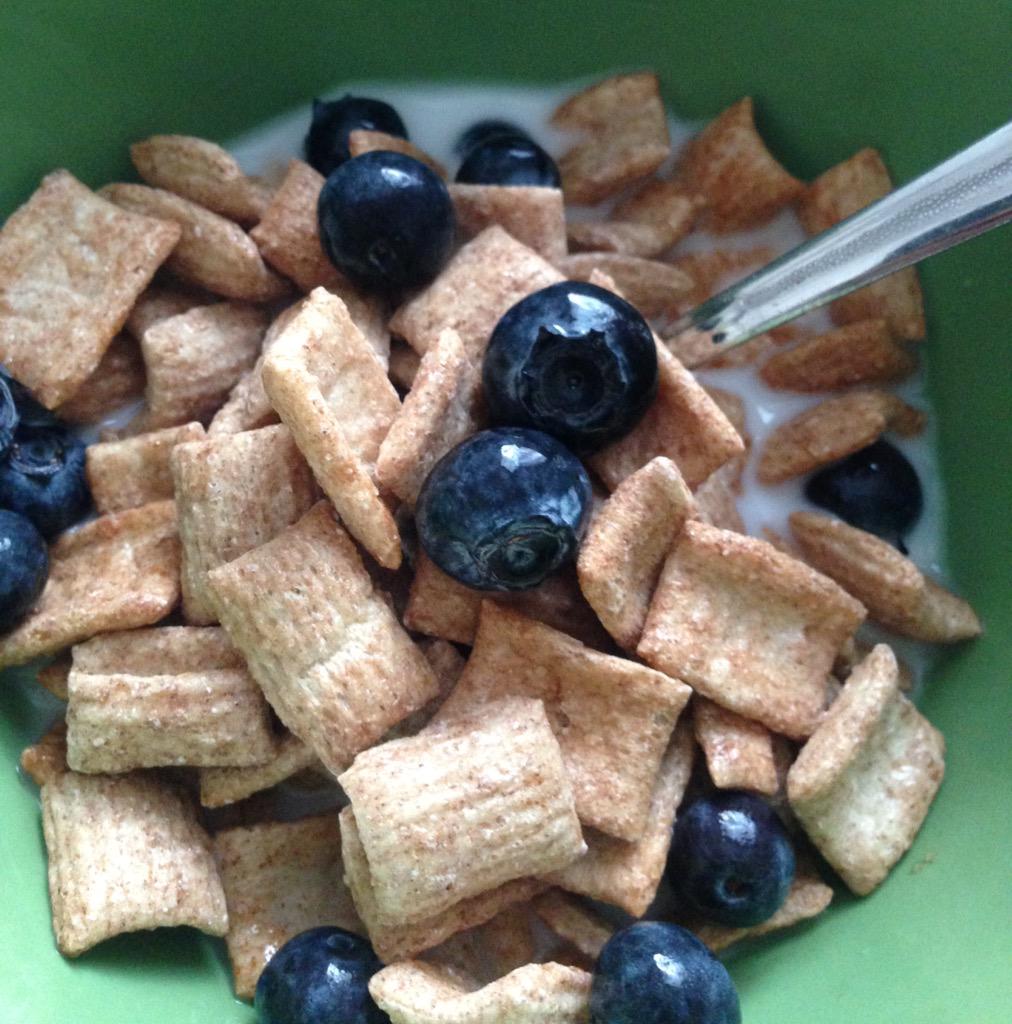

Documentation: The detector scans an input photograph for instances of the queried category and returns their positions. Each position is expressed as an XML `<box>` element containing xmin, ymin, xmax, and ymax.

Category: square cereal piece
<box><xmin>637</xmin><ymin>520</ymin><xmax>865</xmax><ymax>739</ymax></box>
<box><xmin>788</xmin><ymin>644</ymin><xmax>945</xmax><ymax>894</ymax></box>
<box><xmin>208</xmin><ymin>502</ymin><xmax>438</xmax><ymax>775</ymax></box>
<box><xmin>757</xmin><ymin>390</ymin><xmax>925</xmax><ymax>484</ymax></box>
<box><xmin>546</xmin><ymin>722</ymin><xmax>694</xmax><ymax>916</ymax></box>
<box><xmin>341</xmin><ymin>696</ymin><xmax>584</xmax><ymax>926</ymax></box>
<box><xmin>171</xmin><ymin>424</ymin><xmax>318</xmax><ymax>624</ymax></box>
<box><xmin>790</xmin><ymin>511</ymin><xmax>981</xmax><ymax>642</ymax></box>
<box><xmin>0</xmin><ymin>170</ymin><xmax>180</xmax><ymax>408</ymax></box>
<box><xmin>797</xmin><ymin>149</ymin><xmax>925</xmax><ymax>339</ymax></box>
<box><xmin>0</xmin><ymin>501</ymin><xmax>181</xmax><ymax>670</ymax></box>
<box><xmin>41</xmin><ymin>770</ymin><xmax>227</xmax><ymax>956</ymax></box>
<box><xmin>349</xmin><ymin>129</ymin><xmax>447</xmax><ymax>178</ymax></box>
<box><xmin>532</xmin><ymin>890</ymin><xmax>613</xmax><ymax>963</ymax></box>
<box><xmin>37</xmin><ymin>656</ymin><xmax>71</xmax><ymax>700</ymax></box>
<box><xmin>612</xmin><ymin>179</ymin><xmax>704</xmax><ymax>245</ymax></box>
<box><xmin>125</xmin><ymin>280</ymin><xmax>213</xmax><ymax>340</ymax></box>
<box><xmin>557</xmin><ymin>253</ymin><xmax>693</xmax><ymax>319</ymax></box>
<box><xmin>261</xmin><ymin>287</ymin><xmax>403</xmax><ymax>568</ymax></box>
<box><xmin>199</xmin><ymin>732</ymin><xmax>318</xmax><ymax>808</ymax></box>
<box><xmin>131</xmin><ymin>134</ymin><xmax>272</xmax><ymax>226</ymax></box>
<box><xmin>449</xmin><ymin>184</ymin><xmax>566</xmax><ymax>262</ymax></box>
<box><xmin>552</xmin><ymin>72</ymin><xmax>670</xmax><ymax>205</ymax></box>
<box><xmin>431</xmin><ymin>604</ymin><xmax>690</xmax><ymax>842</ymax></box>
<box><xmin>99</xmin><ymin>183</ymin><xmax>289</xmax><ymax>303</ymax></box>
<box><xmin>384</xmin><ymin>639</ymin><xmax>468</xmax><ymax>741</ymax></box>
<box><xmin>369</xmin><ymin>961</ymin><xmax>592</xmax><ymax>1024</ymax></box>
<box><xmin>214</xmin><ymin>814</ymin><xmax>363</xmax><ymax>999</ymax></box>
<box><xmin>389</xmin><ymin>226</ymin><xmax>562</xmax><ymax>359</ymax></box>
<box><xmin>424</xmin><ymin>907</ymin><xmax>536</xmax><ymax>988</ymax></box>
<box><xmin>55</xmin><ymin>333</ymin><xmax>146</xmax><ymax>425</ymax></box>
<box><xmin>66</xmin><ymin>625</ymin><xmax>275</xmax><ymax>773</ymax></box>
<box><xmin>21</xmin><ymin>720</ymin><xmax>69</xmax><ymax>787</ymax></box>
<box><xmin>86</xmin><ymin>421</ymin><xmax>205</xmax><ymax>514</ymax></box>
<box><xmin>693</xmin><ymin>697</ymin><xmax>778</xmax><ymax>795</ymax></box>
<box><xmin>678</xmin><ymin>97</ymin><xmax>803</xmax><ymax>232</ymax></box>
<box><xmin>577</xmin><ymin>455</ymin><xmax>694</xmax><ymax>650</ymax></box>
<box><xmin>376</xmin><ymin>328</ymin><xmax>482</xmax><ymax>505</ymax></box>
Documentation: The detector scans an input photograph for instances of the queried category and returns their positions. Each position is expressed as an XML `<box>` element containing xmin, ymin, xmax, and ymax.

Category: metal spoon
<box><xmin>667</xmin><ymin>120</ymin><xmax>1012</xmax><ymax>356</ymax></box>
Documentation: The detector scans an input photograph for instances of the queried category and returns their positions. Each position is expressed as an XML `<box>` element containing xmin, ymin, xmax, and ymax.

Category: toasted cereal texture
<box><xmin>41</xmin><ymin>771</ymin><xmax>227</xmax><ymax>956</ymax></box>
<box><xmin>208</xmin><ymin>502</ymin><xmax>438</xmax><ymax>774</ymax></box>
<box><xmin>532</xmin><ymin>890</ymin><xmax>613</xmax><ymax>962</ymax></box>
<box><xmin>638</xmin><ymin>520</ymin><xmax>865</xmax><ymax>738</ymax></box>
<box><xmin>86</xmin><ymin>421</ymin><xmax>205</xmax><ymax>514</ymax></box>
<box><xmin>171</xmin><ymin>424</ymin><xmax>318</xmax><ymax>623</ymax></box>
<box><xmin>701</xmin><ymin>383</ymin><xmax>747</xmax><ymax>439</ymax></box>
<box><xmin>0</xmin><ymin>170</ymin><xmax>180</xmax><ymax>408</ymax></box>
<box><xmin>376</xmin><ymin>329</ymin><xmax>482</xmax><ymax>505</ymax></box>
<box><xmin>449</xmin><ymin>184</ymin><xmax>566</xmax><ymax>262</ymax></box>
<box><xmin>0</xmin><ymin>502</ymin><xmax>181</xmax><ymax>670</ymax></box>
<box><xmin>557</xmin><ymin>253</ymin><xmax>693</xmax><ymax>319</ymax></box>
<box><xmin>125</xmin><ymin>280</ymin><xmax>213</xmax><ymax>340</ymax></box>
<box><xmin>389</xmin><ymin>340</ymin><xmax>422</xmax><ymax>391</ymax></box>
<box><xmin>389</xmin><ymin>226</ymin><xmax>562</xmax><ymax>358</ymax></box>
<box><xmin>566</xmin><ymin>220</ymin><xmax>670</xmax><ymax>260</ymax></box>
<box><xmin>370</xmin><ymin>961</ymin><xmax>592</xmax><ymax>1024</ymax></box>
<box><xmin>552</xmin><ymin>72</ymin><xmax>670</xmax><ymax>205</ymax></box>
<box><xmin>669</xmin><ymin>246</ymin><xmax>776</xmax><ymax>311</ymax></box>
<box><xmin>788</xmin><ymin>644</ymin><xmax>945</xmax><ymax>894</ymax></box>
<box><xmin>37</xmin><ymin>656</ymin><xmax>72</xmax><ymax>700</ymax></box>
<box><xmin>99</xmin><ymin>183</ymin><xmax>289</xmax><ymax>303</ymax></box>
<box><xmin>431</xmin><ymin>604</ymin><xmax>691</xmax><ymax>841</ymax></box>
<box><xmin>341</xmin><ymin>697</ymin><xmax>584</xmax><ymax>924</ymax></box>
<box><xmin>131</xmin><ymin>134</ymin><xmax>272</xmax><ymax>226</ymax></box>
<box><xmin>21</xmin><ymin>720</ymin><xmax>69</xmax><ymax>786</ymax></box>
<box><xmin>789</xmin><ymin>512</ymin><xmax>981</xmax><ymax>642</ymax></box>
<box><xmin>199</xmin><ymin>732</ymin><xmax>318</xmax><ymax>808</ymax></box>
<box><xmin>757</xmin><ymin>390</ymin><xmax>925</xmax><ymax>484</ymax></box>
<box><xmin>546</xmin><ymin>722</ymin><xmax>695</xmax><ymax>915</ymax></box>
<box><xmin>692</xmin><ymin>459</ymin><xmax>747</xmax><ymax>534</ymax></box>
<box><xmin>577</xmin><ymin>456</ymin><xmax>694</xmax><ymax>649</ymax></box>
<box><xmin>71</xmin><ymin>623</ymin><xmax>242</xmax><ymax>674</ymax></box>
<box><xmin>424</xmin><ymin>908</ymin><xmax>536</xmax><ymax>988</ymax></box>
<box><xmin>613</xmin><ymin>179</ymin><xmax>704</xmax><ymax>241</ymax></box>
<box><xmin>349</xmin><ymin>129</ymin><xmax>448</xmax><ymax>178</ymax></box>
<box><xmin>214</xmin><ymin>815</ymin><xmax>363</xmax><ymax>999</ymax></box>
<box><xmin>797</xmin><ymin>149</ymin><xmax>925</xmax><ymax>340</ymax></box>
<box><xmin>694</xmin><ymin>697</ymin><xmax>778</xmax><ymax>795</ymax></box>
<box><xmin>385</xmin><ymin>639</ymin><xmax>469</xmax><ymax>740</ymax></box>
<box><xmin>55</xmin><ymin>333</ymin><xmax>147</xmax><ymax>425</ymax></box>
<box><xmin>834</xmin><ymin>637</ymin><xmax>915</xmax><ymax>693</ymax></box>
<box><xmin>261</xmin><ymin>287</ymin><xmax>403</xmax><ymax>568</ymax></box>
<box><xmin>679</xmin><ymin>97</ymin><xmax>803</xmax><ymax>232</ymax></box>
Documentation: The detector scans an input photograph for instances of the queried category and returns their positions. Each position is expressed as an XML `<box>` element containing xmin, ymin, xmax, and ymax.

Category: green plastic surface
<box><xmin>0</xmin><ymin>2</ymin><xmax>1009</xmax><ymax>1022</ymax></box>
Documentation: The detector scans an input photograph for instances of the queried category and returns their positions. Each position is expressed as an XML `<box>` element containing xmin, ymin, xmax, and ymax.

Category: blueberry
<box><xmin>0</xmin><ymin>425</ymin><xmax>90</xmax><ymax>539</ymax></box>
<box><xmin>254</xmin><ymin>926</ymin><xmax>389</xmax><ymax>1024</ymax></box>
<box><xmin>804</xmin><ymin>439</ymin><xmax>923</xmax><ymax>548</ymax></box>
<box><xmin>318</xmin><ymin>151</ymin><xmax>455</xmax><ymax>293</ymax></box>
<box><xmin>305</xmin><ymin>95</ymin><xmax>408</xmax><ymax>177</ymax></box>
<box><xmin>591</xmin><ymin>921</ymin><xmax>741</xmax><ymax>1024</ymax></box>
<box><xmin>0</xmin><ymin>365</ymin><xmax>57</xmax><ymax>432</ymax></box>
<box><xmin>454</xmin><ymin>118</ymin><xmax>531</xmax><ymax>157</ymax></box>
<box><xmin>0</xmin><ymin>510</ymin><xmax>48</xmax><ymax>634</ymax></box>
<box><xmin>0</xmin><ymin>376</ymin><xmax>17</xmax><ymax>460</ymax></box>
<box><xmin>668</xmin><ymin>790</ymin><xmax>795</xmax><ymax>927</ymax></box>
<box><xmin>416</xmin><ymin>427</ymin><xmax>591</xmax><ymax>591</ymax></box>
<box><xmin>455</xmin><ymin>133</ymin><xmax>561</xmax><ymax>188</ymax></box>
<box><xmin>483</xmin><ymin>281</ymin><xmax>658</xmax><ymax>453</ymax></box>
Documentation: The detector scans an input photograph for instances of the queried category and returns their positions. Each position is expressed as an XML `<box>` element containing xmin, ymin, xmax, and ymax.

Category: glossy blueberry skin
<box><xmin>805</xmin><ymin>439</ymin><xmax>923</xmax><ymax>548</ymax></box>
<box><xmin>454</xmin><ymin>118</ymin><xmax>531</xmax><ymax>157</ymax></box>
<box><xmin>318</xmin><ymin>151</ymin><xmax>455</xmax><ymax>294</ymax></box>
<box><xmin>591</xmin><ymin>922</ymin><xmax>741</xmax><ymax>1024</ymax></box>
<box><xmin>416</xmin><ymin>427</ymin><xmax>592</xmax><ymax>592</ymax></box>
<box><xmin>668</xmin><ymin>791</ymin><xmax>795</xmax><ymax>927</ymax></box>
<box><xmin>483</xmin><ymin>281</ymin><xmax>658</xmax><ymax>453</ymax></box>
<box><xmin>254</xmin><ymin>927</ymin><xmax>389</xmax><ymax>1024</ymax></box>
<box><xmin>0</xmin><ymin>426</ymin><xmax>90</xmax><ymax>539</ymax></box>
<box><xmin>0</xmin><ymin>510</ymin><xmax>48</xmax><ymax>634</ymax></box>
<box><xmin>305</xmin><ymin>95</ymin><xmax>408</xmax><ymax>177</ymax></box>
<box><xmin>455</xmin><ymin>133</ymin><xmax>561</xmax><ymax>188</ymax></box>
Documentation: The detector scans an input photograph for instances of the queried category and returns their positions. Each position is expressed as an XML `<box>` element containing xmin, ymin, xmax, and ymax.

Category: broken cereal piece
<box><xmin>694</xmin><ymin>697</ymin><xmax>779</xmax><ymax>795</ymax></box>
<box><xmin>55</xmin><ymin>333</ymin><xmax>147</xmax><ymax>425</ymax></box>
<box><xmin>532</xmin><ymin>890</ymin><xmax>614</xmax><ymax>962</ymax></box>
<box><xmin>349</xmin><ymin>129</ymin><xmax>448</xmax><ymax>178</ymax></box>
<box><xmin>557</xmin><ymin>252</ymin><xmax>693</xmax><ymax>319</ymax></box>
<box><xmin>450</xmin><ymin>184</ymin><xmax>566</xmax><ymax>262</ymax></box>
<box><xmin>199</xmin><ymin>732</ymin><xmax>318</xmax><ymax>808</ymax></box>
<box><xmin>20</xmin><ymin>720</ymin><xmax>69</xmax><ymax>786</ymax></box>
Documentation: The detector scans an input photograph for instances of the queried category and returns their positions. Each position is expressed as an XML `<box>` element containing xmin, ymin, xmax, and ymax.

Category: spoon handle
<box><xmin>669</xmin><ymin>120</ymin><xmax>1012</xmax><ymax>350</ymax></box>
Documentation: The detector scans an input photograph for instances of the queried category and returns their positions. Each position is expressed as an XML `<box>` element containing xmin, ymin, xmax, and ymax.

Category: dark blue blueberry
<box><xmin>454</xmin><ymin>118</ymin><xmax>531</xmax><ymax>157</ymax></box>
<box><xmin>668</xmin><ymin>790</ymin><xmax>795</xmax><ymax>928</ymax></box>
<box><xmin>0</xmin><ymin>375</ymin><xmax>17</xmax><ymax>460</ymax></box>
<box><xmin>0</xmin><ymin>425</ymin><xmax>90</xmax><ymax>539</ymax></box>
<box><xmin>318</xmin><ymin>151</ymin><xmax>455</xmax><ymax>294</ymax></box>
<box><xmin>305</xmin><ymin>95</ymin><xmax>408</xmax><ymax>177</ymax></box>
<box><xmin>0</xmin><ymin>365</ymin><xmax>58</xmax><ymax>432</ymax></box>
<box><xmin>0</xmin><ymin>510</ymin><xmax>48</xmax><ymax>634</ymax></box>
<box><xmin>591</xmin><ymin>921</ymin><xmax>741</xmax><ymax>1024</ymax></box>
<box><xmin>483</xmin><ymin>281</ymin><xmax>657</xmax><ymax>453</ymax></box>
<box><xmin>804</xmin><ymin>439</ymin><xmax>923</xmax><ymax>549</ymax></box>
<box><xmin>416</xmin><ymin>427</ymin><xmax>591</xmax><ymax>592</ymax></box>
<box><xmin>455</xmin><ymin>133</ymin><xmax>561</xmax><ymax>188</ymax></box>
<box><xmin>254</xmin><ymin>926</ymin><xmax>389</xmax><ymax>1024</ymax></box>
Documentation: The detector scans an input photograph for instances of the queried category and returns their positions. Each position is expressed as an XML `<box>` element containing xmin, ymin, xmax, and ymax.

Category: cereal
<box><xmin>199</xmin><ymin>732</ymin><xmax>318</xmax><ymax>808</ymax></box>
<box><xmin>125</xmin><ymin>280</ymin><xmax>212</xmax><ymax>340</ymax></box>
<box><xmin>0</xmin><ymin>501</ymin><xmax>181</xmax><ymax>670</ymax></box>
<box><xmin>207</xmin><ymin>502</ymin><xmax>439</xmax><ymax>775</ymax></box>
<box><xmin>557</xmin><ymin>253</ymin><xmax>693</xmax><ymax>319</ymax></box>
<box><xmin>531</xmin><ymin>890</ymin><xmax>613</xmax><ymax>962</ymax></box>
<box><xmin>37</xmin><ymin>656</ymin><xmax>71</xmax><ymax>700</ymax></box>
<box><xmin>41</xmin><ymin>771</ymin><xmax>227</xmax><ymax>956</ymax></box>
<box><xmin>566</xmin><ymin>220</ymin><xmax>671</xmax><ymax>259</ymax></box>
<box><xmin>788</xmin><ymin>644</ymin><xmax>945</xmax><ymax>894</ymax></box>
<box><xmin>20</xmin><ymin>720</ymin><xmax>69</xmax><ymax>786</ymax></box>
<box><xmin>552</xmin><ymin>72</ymin><xmax>670</xmax><ymax>205</ymax></box>
<box><xmin>349</xmin><ymin>129</ymin><xmax>448</xmax><ymax>177</ymax></box>
<box><xmin>637</xmin><ymin>520</ymin><xmax>865</xmax><ymax>739</ymax></box>
<box><xmin>55</xmin><ymin>333</ymin><xmax>146</xmax><ymax>425</ymax></box>
<box><xmin>0</xmin><ymin>170</ymin><xmax>179</xmax><ymax>408</ymax></box>
<box><xmin>389</xmin><ymin>340</ymin><xmax>422</xmax><ymax>391</ymax></box>
<box><xmin>449</xmin><ymin>184</ymin><xmax>566</xmax><ymax>262</ymax></box>
<box><xmin>692</xmin><ymin>460</ymin><xmax>747</xmax><ymax>534</ymax></box>
<box><xmin>613</xmin><ymin>178</ymin><xmax>703</xmax><ymax>243</ymax></box>
<box><xmin>214</xmin><ymin>815</ymin><xmax>363</xmax><ymax>999</ymax></box>
<box><xmin>668</xmin><ymin>246</ymin><xmax>776</xmax><ymax>311</ymax></box>
<box><xmin>789</xmin><ymin>511</ymin><xmax>982</xmax><ymax>642</ymax></box>
<box><xmin>424</xmin><ymin>908</ymin><xmax>536</xmax><ymax>988</ymax></box>
<box><xmin>385</xmin><ymin>639</ymin><xmax>468</xmax><ymax>740</ymax></box>
<box><xmin>693</xmin><ymin>697</ymin><xmax>779</xmax><ymax>795</ymax></box>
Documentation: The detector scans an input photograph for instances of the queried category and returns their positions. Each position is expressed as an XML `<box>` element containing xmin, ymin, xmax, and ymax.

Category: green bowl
<box><xmin>1</xmin><ymin>3</ymin><xmax>1009</xmax><ymax>1022</ymax></box>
